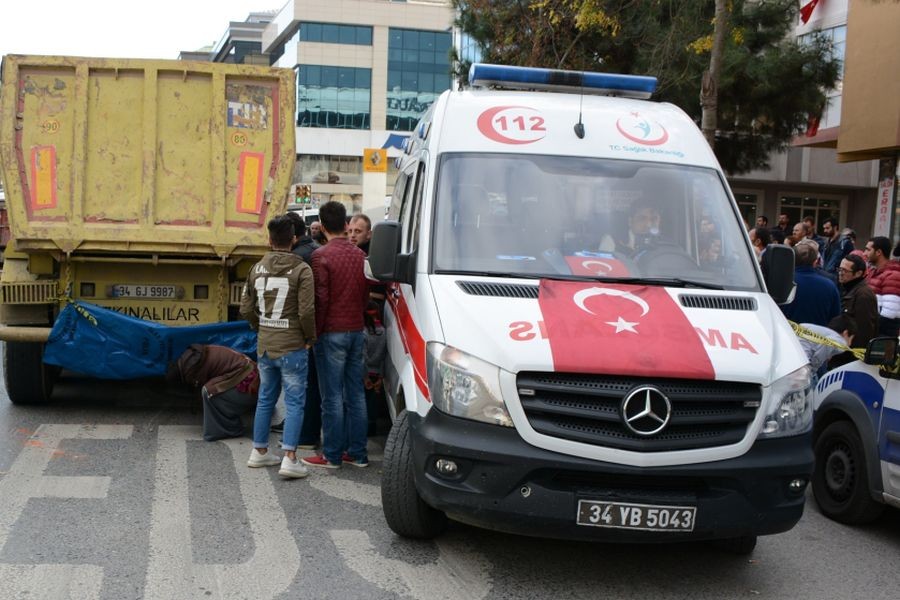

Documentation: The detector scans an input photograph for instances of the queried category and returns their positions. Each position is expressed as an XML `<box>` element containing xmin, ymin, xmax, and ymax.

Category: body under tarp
<box><xmin>44</xmin><ymin>301</ymin><xmax>256</xmax><ymax>380</ymax></box>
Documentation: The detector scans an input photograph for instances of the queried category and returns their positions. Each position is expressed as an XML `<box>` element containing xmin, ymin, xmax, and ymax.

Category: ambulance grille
<box><xmin>516</xmin><ymin>372</ymin><xmax>761</xmax><ymax>452</ymax></box>
<box><xmin>679</xmin><ymin>295</ymin><xmax>757</xmax><ymax>311</ymax></box>
<box><xmin>456</xmin><ymin>281</ymin><xmax>539</xmax><ymax>299</ymax></box>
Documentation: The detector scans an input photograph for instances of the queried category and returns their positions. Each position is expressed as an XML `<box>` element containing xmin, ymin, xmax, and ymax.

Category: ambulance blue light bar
<box><xmin>468</xmin><ymin>63</ymin><xmax>657</xmax><ymax>99</ymax></box>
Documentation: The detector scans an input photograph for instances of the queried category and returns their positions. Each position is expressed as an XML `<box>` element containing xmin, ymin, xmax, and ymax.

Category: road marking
<box><xmin>308</xmin><ymin>473</ymin><xmax>381</xmax><ymax>507</ymax></box>
<box><xmin>330</xmin><ymin>529</ymin><xmax>492</xmax><ymax>600</ymax></box>
<box><xmin>0</xmin><ymin>564</ymin><xmax>104</xmax><ymax>599</ymax></box>
<box><xmin>0</xmin><ymin>424</ymin><xmax>133</xmax><ymax>599</ymax></box>
<box><xmin>144</xmin><ymin>426</ymin><xmax>300</xmax><ymax>600</ymax></box>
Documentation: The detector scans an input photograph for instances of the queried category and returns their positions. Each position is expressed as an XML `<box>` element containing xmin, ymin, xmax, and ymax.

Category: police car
<box><xmin>813</xmin><ymin>337</ymin><xmax>900</xmax><ymax>523</ymax></box>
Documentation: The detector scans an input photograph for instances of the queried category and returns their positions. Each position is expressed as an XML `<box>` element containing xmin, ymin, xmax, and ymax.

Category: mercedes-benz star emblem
<box><xmin>621</xmin><ymin>387</ymin><xmax>672</xmax><ymax>436</ymax></box>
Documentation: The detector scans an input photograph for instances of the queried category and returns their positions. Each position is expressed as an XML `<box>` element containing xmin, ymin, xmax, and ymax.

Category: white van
<box><xmin>369</xmin><ymin>64</ymin><xmax>812</xmax><ymax>553</ymax></box>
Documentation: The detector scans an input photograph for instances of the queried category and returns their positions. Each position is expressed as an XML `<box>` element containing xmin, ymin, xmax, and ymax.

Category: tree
<box><xmin>451</xmin><ymin>0</ymin><xmax>841</xmax><ymax>174</ymax></box>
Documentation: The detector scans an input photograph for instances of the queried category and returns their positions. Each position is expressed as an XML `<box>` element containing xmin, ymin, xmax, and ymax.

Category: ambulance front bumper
<box><xmin>409</xmin><ymin>410</ymin><xmax>813</xmax><ymax>542</ymax></box>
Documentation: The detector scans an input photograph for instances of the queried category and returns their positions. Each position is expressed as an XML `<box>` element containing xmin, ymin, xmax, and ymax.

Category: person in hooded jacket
<box><xmin>240</xmin><ymin>215</ymin><xmax>316</xmax><ymax>479</ymax></box>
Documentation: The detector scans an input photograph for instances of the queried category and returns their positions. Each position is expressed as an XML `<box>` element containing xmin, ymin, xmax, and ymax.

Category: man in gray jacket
<box><xmin>240</xmin><ymin>215</ymin><xmax>316</xmax><ymax>479</ymax></box>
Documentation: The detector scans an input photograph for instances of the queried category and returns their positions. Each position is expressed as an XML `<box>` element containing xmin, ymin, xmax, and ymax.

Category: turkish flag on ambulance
<box><xmin>537</xmin><ymin>280</ymin><xmax>715</xmax><ymax>379</ymax></box>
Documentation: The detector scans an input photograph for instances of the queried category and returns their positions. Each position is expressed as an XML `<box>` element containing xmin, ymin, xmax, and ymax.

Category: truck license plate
<box><xmin>109</xmin><ymin>284</ymin><xmax>182</xmax><ymax>299</ymax></box>
<box><xmin>576</xmin><ymin>500</ymin><xmax>696</xmax><ymax>532</ymax></box>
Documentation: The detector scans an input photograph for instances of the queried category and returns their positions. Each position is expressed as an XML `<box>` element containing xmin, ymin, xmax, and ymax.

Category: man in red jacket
<box><xmin>864</xmin><ymin>236</ymin><xmax>900</xmax><ymax>337</ymax></box>
<box><xmin>303</xmin><ymin>201</ymin><xmax>370</xmax><ymax>469</ymax></box>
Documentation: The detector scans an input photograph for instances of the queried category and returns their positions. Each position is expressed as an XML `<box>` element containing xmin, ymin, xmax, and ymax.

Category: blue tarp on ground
<box><xmin>44</xmin><ymin>301</ymin><xmax>256</xmax><ymax>380</ymax></box>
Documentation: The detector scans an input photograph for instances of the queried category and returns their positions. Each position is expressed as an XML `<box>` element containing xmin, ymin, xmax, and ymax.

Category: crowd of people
<box><xmin>749</xmin><ymin>213</ymin><xmax>900</xmax><ymax>369</ymax></box>
<box><xmin>168</xmin><ymin>201</ymin><xmax>383</xmax><ymax>480</ymax></box>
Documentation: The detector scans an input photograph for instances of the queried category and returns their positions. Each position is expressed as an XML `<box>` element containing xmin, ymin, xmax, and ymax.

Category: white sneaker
<box><xmin>247</xmin><ymin>448</ymin><xmax>281</xmax><ymax>468</ymax></box>
<box><xmin>279</xmin><ymin>456</ymin><xmax>309</xmax><ymax>479</ymax></box>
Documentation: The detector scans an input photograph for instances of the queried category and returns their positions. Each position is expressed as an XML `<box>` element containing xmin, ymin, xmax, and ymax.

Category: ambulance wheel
<box><xmin>3</xmin><ymin>341</ymin><xmax>57</xmax><ymax>405</ymax></box>
<box><xmin>381</xmin><ymin>410</ymin><xmax>447</xmax><ymax>539</ymax></box>
<box><xmin>812</xmin><ymin>421</ymin><xmax>883</xmax><ymax>524</ymax></box>
<box><xmin>711</xmin><ymin>535</ymin><xmax>757</xmax><ymax>556</ymax></box>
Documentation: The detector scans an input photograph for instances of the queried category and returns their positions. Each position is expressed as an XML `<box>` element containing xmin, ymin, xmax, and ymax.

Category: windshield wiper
<box><xmin>629</xmin><ymin>277</ymin><xmax>724</xmax><ymax>290</ymax></box>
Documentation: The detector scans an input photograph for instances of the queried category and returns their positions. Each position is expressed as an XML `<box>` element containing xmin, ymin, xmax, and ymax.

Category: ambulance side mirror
<box><xmin>761</xmin><ymin>244</ymin><xmax>795</xmax><ymax>305</ymax></box>
<box><xmin>368</xmin><ymin>221</ymin><xmax>414</xmax><ymax>284</ymax></box>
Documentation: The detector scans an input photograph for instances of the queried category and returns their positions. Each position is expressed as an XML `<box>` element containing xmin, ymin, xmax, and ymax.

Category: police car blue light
<box><xmin>468</xmin><ymin>63</ymin><xmax>657</xmax><ymax>99</ymax></box>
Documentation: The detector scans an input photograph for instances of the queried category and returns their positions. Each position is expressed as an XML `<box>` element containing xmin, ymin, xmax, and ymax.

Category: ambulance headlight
<box><xmin>758</xmin><ymin>366</ymin><xmax>813</xmax><ymax>438</ymax></box>
<box><xmin>426</xmin><ymin>343</ymin><xmax>513</xmax><ymax>427</ymax></box>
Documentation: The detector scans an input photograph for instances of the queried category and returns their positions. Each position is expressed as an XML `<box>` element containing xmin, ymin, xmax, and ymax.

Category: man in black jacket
<box><xmin>286</xmin><ymin>211</ymin><xmax>319</xmax><ymax>264</ymax></box>
<box><xmin>838</xmin><ymin>254</ymin><xmax>878</xmax><ymax>349</ymax></box>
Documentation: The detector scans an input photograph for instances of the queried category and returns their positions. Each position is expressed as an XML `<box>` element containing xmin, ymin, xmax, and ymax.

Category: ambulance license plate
<box><xmin>109</xmin><ymin>284</ymin><xmax>181</xmax><ymax>299</ymax></box>
<box><xmin>576</xmin><ymin>500</ymin><xmax>696</xmax><ymax>532</ymax></box>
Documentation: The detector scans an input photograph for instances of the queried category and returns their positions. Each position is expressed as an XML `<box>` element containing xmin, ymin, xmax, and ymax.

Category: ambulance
<box><xmin>368</xmin><ymin>64</ymin><xmax>812</xmax><ymax>553</ymax></box>
<box><xmin>813</xmin><ymin>337</ymin><xmax>900</xmax><ymax>524</ymax></box>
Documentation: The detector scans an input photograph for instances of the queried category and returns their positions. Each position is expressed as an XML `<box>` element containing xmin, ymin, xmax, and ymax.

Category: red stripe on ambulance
<box><xmin>386</xmin><ymin>285</ymin><xmax>430</xmax><ymax>400</ymax></box>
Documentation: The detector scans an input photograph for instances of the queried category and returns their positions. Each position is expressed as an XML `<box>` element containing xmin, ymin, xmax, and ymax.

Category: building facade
<box><xmin>260</xmin><ymin>0</ymin><xmax>455</xmax><ymax>218</ymax></box>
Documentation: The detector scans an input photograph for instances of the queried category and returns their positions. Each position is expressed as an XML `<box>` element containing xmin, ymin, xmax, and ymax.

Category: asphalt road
<box><xmin>0</xmin><ymin>362</ymin><xmax>898</xmax><ymax>599</ymax></box>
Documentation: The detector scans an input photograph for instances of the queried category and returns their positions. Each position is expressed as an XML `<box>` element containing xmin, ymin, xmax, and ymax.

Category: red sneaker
<box><xmin>301</xmin><ymin>455</ymin><xmax>340</xmax><ymax>469</ymax></box>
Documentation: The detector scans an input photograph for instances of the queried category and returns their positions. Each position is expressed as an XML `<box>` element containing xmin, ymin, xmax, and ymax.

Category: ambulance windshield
<box><xmin>432</xmin><ymin>154</ymin><xmax>760</xmax><ymax>291</ymax></box>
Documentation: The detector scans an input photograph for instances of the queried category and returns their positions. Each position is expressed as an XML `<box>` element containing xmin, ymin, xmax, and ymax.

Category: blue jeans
<box><xmin>252</xmin><ymin>348</ymin><xmax>308</xmax><ymax>451</ymax></box>
<box><xmin>316</xmin><ymin>331</ymin><xmax>367</xmax><ymax>464</ymax></box>
<box><xmin>298</xmin><ymin>347</ymin><xmax>321</xmax><ymax>446</ymax></box>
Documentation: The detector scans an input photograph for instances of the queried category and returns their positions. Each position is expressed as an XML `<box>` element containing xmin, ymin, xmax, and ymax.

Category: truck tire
<box><xmin>3</xmin><ymin>341</ymin><xmax>57</xmax><ymax>405</ymax></box>
<box><xmin>381</xmin><ymin>410</ymin><xmax>447</xmax><ymax>539</ymax></box>
<box><xmin>812</xmin><ymin>420</ymin><xmax>884</xmax><ymax>524</ymax></box>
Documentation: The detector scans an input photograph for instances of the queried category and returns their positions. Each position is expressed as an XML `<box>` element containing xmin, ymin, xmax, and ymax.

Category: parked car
<box><xmin>812</xmin><ymin>336</ymin><xmax>900</xmax><ymax>523</ymax></box>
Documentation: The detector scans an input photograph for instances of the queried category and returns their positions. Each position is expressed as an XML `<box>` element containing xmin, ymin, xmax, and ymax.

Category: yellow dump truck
<box><xmin>0</xmin><ymin>55</ymin><xmax>296</xmax><ymax>404</ymax></box>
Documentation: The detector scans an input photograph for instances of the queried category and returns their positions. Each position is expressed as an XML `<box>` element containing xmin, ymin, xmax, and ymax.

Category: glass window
<box><xmin>304</xmin><ymin>65</ymin><xmax>320</xmax><ymax>86</ymax></box>
<box><xmin>420</xmin><ymin>31</ymin><xmax>435</xmax><ymax>51</ymax></box>
<box><xmin>339</xmin><ymin>26</ymin><xmax>356</xmax><ymax>45</ymax></box>
<box><xmin>402</xmin><ymin>30</ymin><xmax>419</xmax><ymax>49</ymax></box>
<box><xmin>322</xmin><ymin>24</ymin><xmax>340</xmax><ymax>43</ymax></box>
<box><xmin>297</xmin><ymin>64</ymin><xmax>372</xmax><ymax>130</ymax></box>
<box><xmin>303</xmin><ymin>23</ymin><xmax>322</xmax><ymax>43</ymax></box>
<box><xmin>299</xmin><ymin>22</ymin><xmax>371</xmax><ymax>46</ymax></box>
<box><xmin>435</xmin><ymin>32</ymin><xmax>451</xmax><ymax>52</ymax></box>
<box><xmin>431</xmin><ymin>154</ymin><xmax>760</xmax><ymax>290</ymax></box>
<box><xmin>387</xmin><ymin>28</ymin><xmax>453</xmax><ymax>131</ymax></box>
<box><xmin>357</xmin><ymin>69</ymin><xmax>371</xmax><ymax>89</ymax></box>
<box><xmin>778</xmin><ymin>195</ymin><xmax>842</xmax><ymax>236</ymax></box>
<box><xmin>734</xmin><ymin>193</ymin><xmax>758</xmax><ymax>229</ymax></box>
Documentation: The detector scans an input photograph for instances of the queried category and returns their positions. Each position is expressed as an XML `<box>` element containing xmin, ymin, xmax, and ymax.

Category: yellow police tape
<box><xmin>788</xmin><ymin>321</ymin><xmax>866</xmax><ymax>361</ymax></box>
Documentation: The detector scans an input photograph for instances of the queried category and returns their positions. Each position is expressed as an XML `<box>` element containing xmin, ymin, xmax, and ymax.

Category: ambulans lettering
<box><xmin>100</xmin><ymin>305</ymin><xmax>201</xmax><ymax>322</ymax></box>
<box><xmin>694</xmin><ymin>327</ymin><xmax>758</xmax><ymax>354</ymax></box>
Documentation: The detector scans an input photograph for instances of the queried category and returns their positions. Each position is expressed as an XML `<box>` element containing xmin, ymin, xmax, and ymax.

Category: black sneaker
<box><xmin>270</xmin><ymin>420</ymin><xmax>285</xmax><ymax>433</ymax></box>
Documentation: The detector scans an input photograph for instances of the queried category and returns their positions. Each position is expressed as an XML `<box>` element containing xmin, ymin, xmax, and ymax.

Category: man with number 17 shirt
<box><xmin>240</xmin><ymin>215</ymin><xmax>317</xmax><ymax>479</ymax></box>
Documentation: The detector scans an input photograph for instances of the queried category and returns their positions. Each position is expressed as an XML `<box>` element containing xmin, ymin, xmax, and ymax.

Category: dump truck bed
<box><xmin>0</xmin><ymin>55</ymin><xmax>296</xmax><ymax>258</ymax></box>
